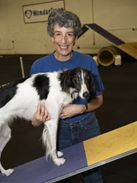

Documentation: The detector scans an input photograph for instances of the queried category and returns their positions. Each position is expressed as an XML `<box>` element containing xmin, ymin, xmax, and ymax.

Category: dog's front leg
<box><xmin>42</xmin><ymin>120</ymin><xmax>66</xmax><ymax>166</ymax></box>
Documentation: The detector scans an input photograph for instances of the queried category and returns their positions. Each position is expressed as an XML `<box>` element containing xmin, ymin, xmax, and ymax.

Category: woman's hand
<box><xmin>32</xmin><ymin>102</ymin><xmax>50</xmax><ymax>126</ymax></box>
<box><xmin>60</xmin><ymin>94</ymin><xmax>103</xmax><ymax>119</ymax></box>
<box><xmin>60</xmin><ymin>104</ymin><xmax>85</xmax><ymax>119</ymax></box>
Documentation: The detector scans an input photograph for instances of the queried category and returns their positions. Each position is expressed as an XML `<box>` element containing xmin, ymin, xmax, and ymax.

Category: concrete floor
<box><xmin>0</xmin><ymin>55</ymin><xmax>137</xmax><ymax>182</ymax></box>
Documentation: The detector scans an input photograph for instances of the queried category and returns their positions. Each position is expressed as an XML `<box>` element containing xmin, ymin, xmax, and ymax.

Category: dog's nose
<box><xmin>83</xmin><ymin>92</ymin><xmax>89</xmax><ymax>99</ymax></box>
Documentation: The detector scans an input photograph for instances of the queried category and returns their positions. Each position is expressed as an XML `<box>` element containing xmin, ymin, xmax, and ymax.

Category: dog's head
<box><xmin>59</xmin><ymin>67</ymin><xmax>94</xmax><ymax>99</ymax></box>
<box><xmin>70</xmin><ymin>67</ymin><xmax>93</xmax><ymax>99</ymax></box>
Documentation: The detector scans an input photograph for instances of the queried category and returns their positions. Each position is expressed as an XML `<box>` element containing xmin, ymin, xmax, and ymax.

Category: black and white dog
<box><xmin>0</xmin><ymin>67</ymin><xmax>93</xmax><ymax>176</ymax></box>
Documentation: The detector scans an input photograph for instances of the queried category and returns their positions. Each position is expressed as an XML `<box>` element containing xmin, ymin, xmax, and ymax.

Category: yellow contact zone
<box><xmin>83</xmin><ymin>121</ymin><xmax>137</xmax><ymax>166</ymax></box>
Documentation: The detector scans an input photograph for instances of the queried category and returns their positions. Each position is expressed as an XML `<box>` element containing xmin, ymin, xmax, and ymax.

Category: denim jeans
<box><xmin>57</xmin><ymin>112</ymin><xmax>103</xmax><ymax>183</ymax></box>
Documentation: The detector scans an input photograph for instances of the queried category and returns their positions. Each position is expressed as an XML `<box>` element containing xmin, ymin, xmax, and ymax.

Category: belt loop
<box><xmin>79</xmin><ymin>120</ymin><xmax>83</xmax><ymax>129</ymax></box>
<box><xmin>70</xmin><ymin>122</ymin><xmax>77</xmax><ymax>129</ymax></box>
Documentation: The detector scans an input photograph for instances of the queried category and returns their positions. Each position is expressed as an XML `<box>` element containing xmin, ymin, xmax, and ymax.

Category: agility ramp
<box><xmin>0</xmin><ymin>121</ymin><xmax>137</xmax><ymax>183</ymax></box>
<box><xmin>85</xmin><ymin>23</ymin><xmax>137</xmax><ymax>65</ymax></box>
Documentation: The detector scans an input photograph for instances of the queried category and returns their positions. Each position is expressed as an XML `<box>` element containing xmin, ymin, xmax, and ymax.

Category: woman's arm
<box><xmin>60</xmin><ymin>93</ymin><xmax>103</xmax><ymax>119</ymax></box>
<box><xmin>32</xmin><ymin>94</ymin><xmax>103</xmax><ymax>125</ymax></box>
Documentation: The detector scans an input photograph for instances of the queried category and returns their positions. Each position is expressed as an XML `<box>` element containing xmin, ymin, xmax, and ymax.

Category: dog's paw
<box><xmin>2</xmin><ymin>169</ymin><xmax>14</xmax><ymax>176</ymax></box>
<box><xmin>57</xmin><ymin>151</ymin><xmax>63</xmax><ymax>157</ymax></box>
<box><xmin>54</xmin><ymin>158</ymin><xmax>66</xmax><ymax>166</ymax></box>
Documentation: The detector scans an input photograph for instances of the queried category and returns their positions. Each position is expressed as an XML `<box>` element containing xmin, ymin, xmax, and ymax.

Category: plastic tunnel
<box><xmin>97</xmin><ymin>46</ymin><xmax>120</xmax><ymax>66</ymax></box>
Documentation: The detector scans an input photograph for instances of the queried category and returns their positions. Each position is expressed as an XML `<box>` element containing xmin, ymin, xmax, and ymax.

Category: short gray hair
<box><xmin>47</xmin><ymin>9</ymin><xmax>81</xmax><ymax>37</ymax></box>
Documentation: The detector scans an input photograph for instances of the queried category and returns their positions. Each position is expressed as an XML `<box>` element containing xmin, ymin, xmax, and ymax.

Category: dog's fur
<box><xmin>0</xmin><ymin>67</ymin><xmax>93</xmax><ymax>176</ymax></box>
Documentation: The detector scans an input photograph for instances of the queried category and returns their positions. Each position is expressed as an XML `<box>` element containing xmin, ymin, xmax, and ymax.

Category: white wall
<box><xmin>0</xmin><ymin>0</ymin><xmax>137</xmax><ymax>55</ymax></box>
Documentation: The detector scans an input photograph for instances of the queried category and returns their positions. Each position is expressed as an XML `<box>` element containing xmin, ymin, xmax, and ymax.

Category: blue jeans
<box><xmin>57</xmin><ymin>112</ymin><xmax>103</xmax><ymax>183</ymax></box>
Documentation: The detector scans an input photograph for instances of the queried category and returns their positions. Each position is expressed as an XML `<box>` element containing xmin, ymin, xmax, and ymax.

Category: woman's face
<box><xmin>51</xmin><ymin>24</ymin><xmax>77</xmax><ymax>61</ymax></box>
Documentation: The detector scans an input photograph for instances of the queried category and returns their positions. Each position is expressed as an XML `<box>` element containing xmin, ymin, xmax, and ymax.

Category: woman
<box><xmin>30</xmin><ymin>9</ymin><xmax>104</xmax><ymax>183</ymax></box>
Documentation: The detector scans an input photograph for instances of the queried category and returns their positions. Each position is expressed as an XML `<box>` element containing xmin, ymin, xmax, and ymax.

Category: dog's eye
<box><xmin>73</xmin><ymin>76</ymin><xmax>79</xmax><ymax>82</ymax></box>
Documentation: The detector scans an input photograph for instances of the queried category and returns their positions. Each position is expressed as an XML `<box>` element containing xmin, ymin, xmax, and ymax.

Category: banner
<box><xmin>22</xmin><ymin>0</ymin><xmax>65</xmax><ymax>24</ymax></box>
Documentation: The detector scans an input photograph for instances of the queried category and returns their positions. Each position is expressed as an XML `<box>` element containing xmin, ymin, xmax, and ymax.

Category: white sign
<box><xmin>22</xmin><ymin>0</ymin><xmax>65</xmax><ymax>24</ymax></box>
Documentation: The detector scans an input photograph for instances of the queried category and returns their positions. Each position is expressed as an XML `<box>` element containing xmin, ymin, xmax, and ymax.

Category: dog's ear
<box><xmin>64</xmin><ymin>70</ymin><xmax>72</xmax><ymax>86</ymax></box>
<box><xmin>59</xmin><ymin>70</ymin><xmax>72</xmax><ymax>92</ymax></box>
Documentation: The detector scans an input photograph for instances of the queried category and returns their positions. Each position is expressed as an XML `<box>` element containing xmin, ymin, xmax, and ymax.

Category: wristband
<box><xmin>84</xmin><ymin>103</ymin><xmax>88</xmax><ymax>113</ymax></box>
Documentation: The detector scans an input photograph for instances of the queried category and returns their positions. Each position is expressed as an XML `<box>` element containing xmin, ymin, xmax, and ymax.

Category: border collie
<box><xmin>0</xmin><ymin>67</ymin><xmax>93</xmax><ymax>176</ymax></box>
